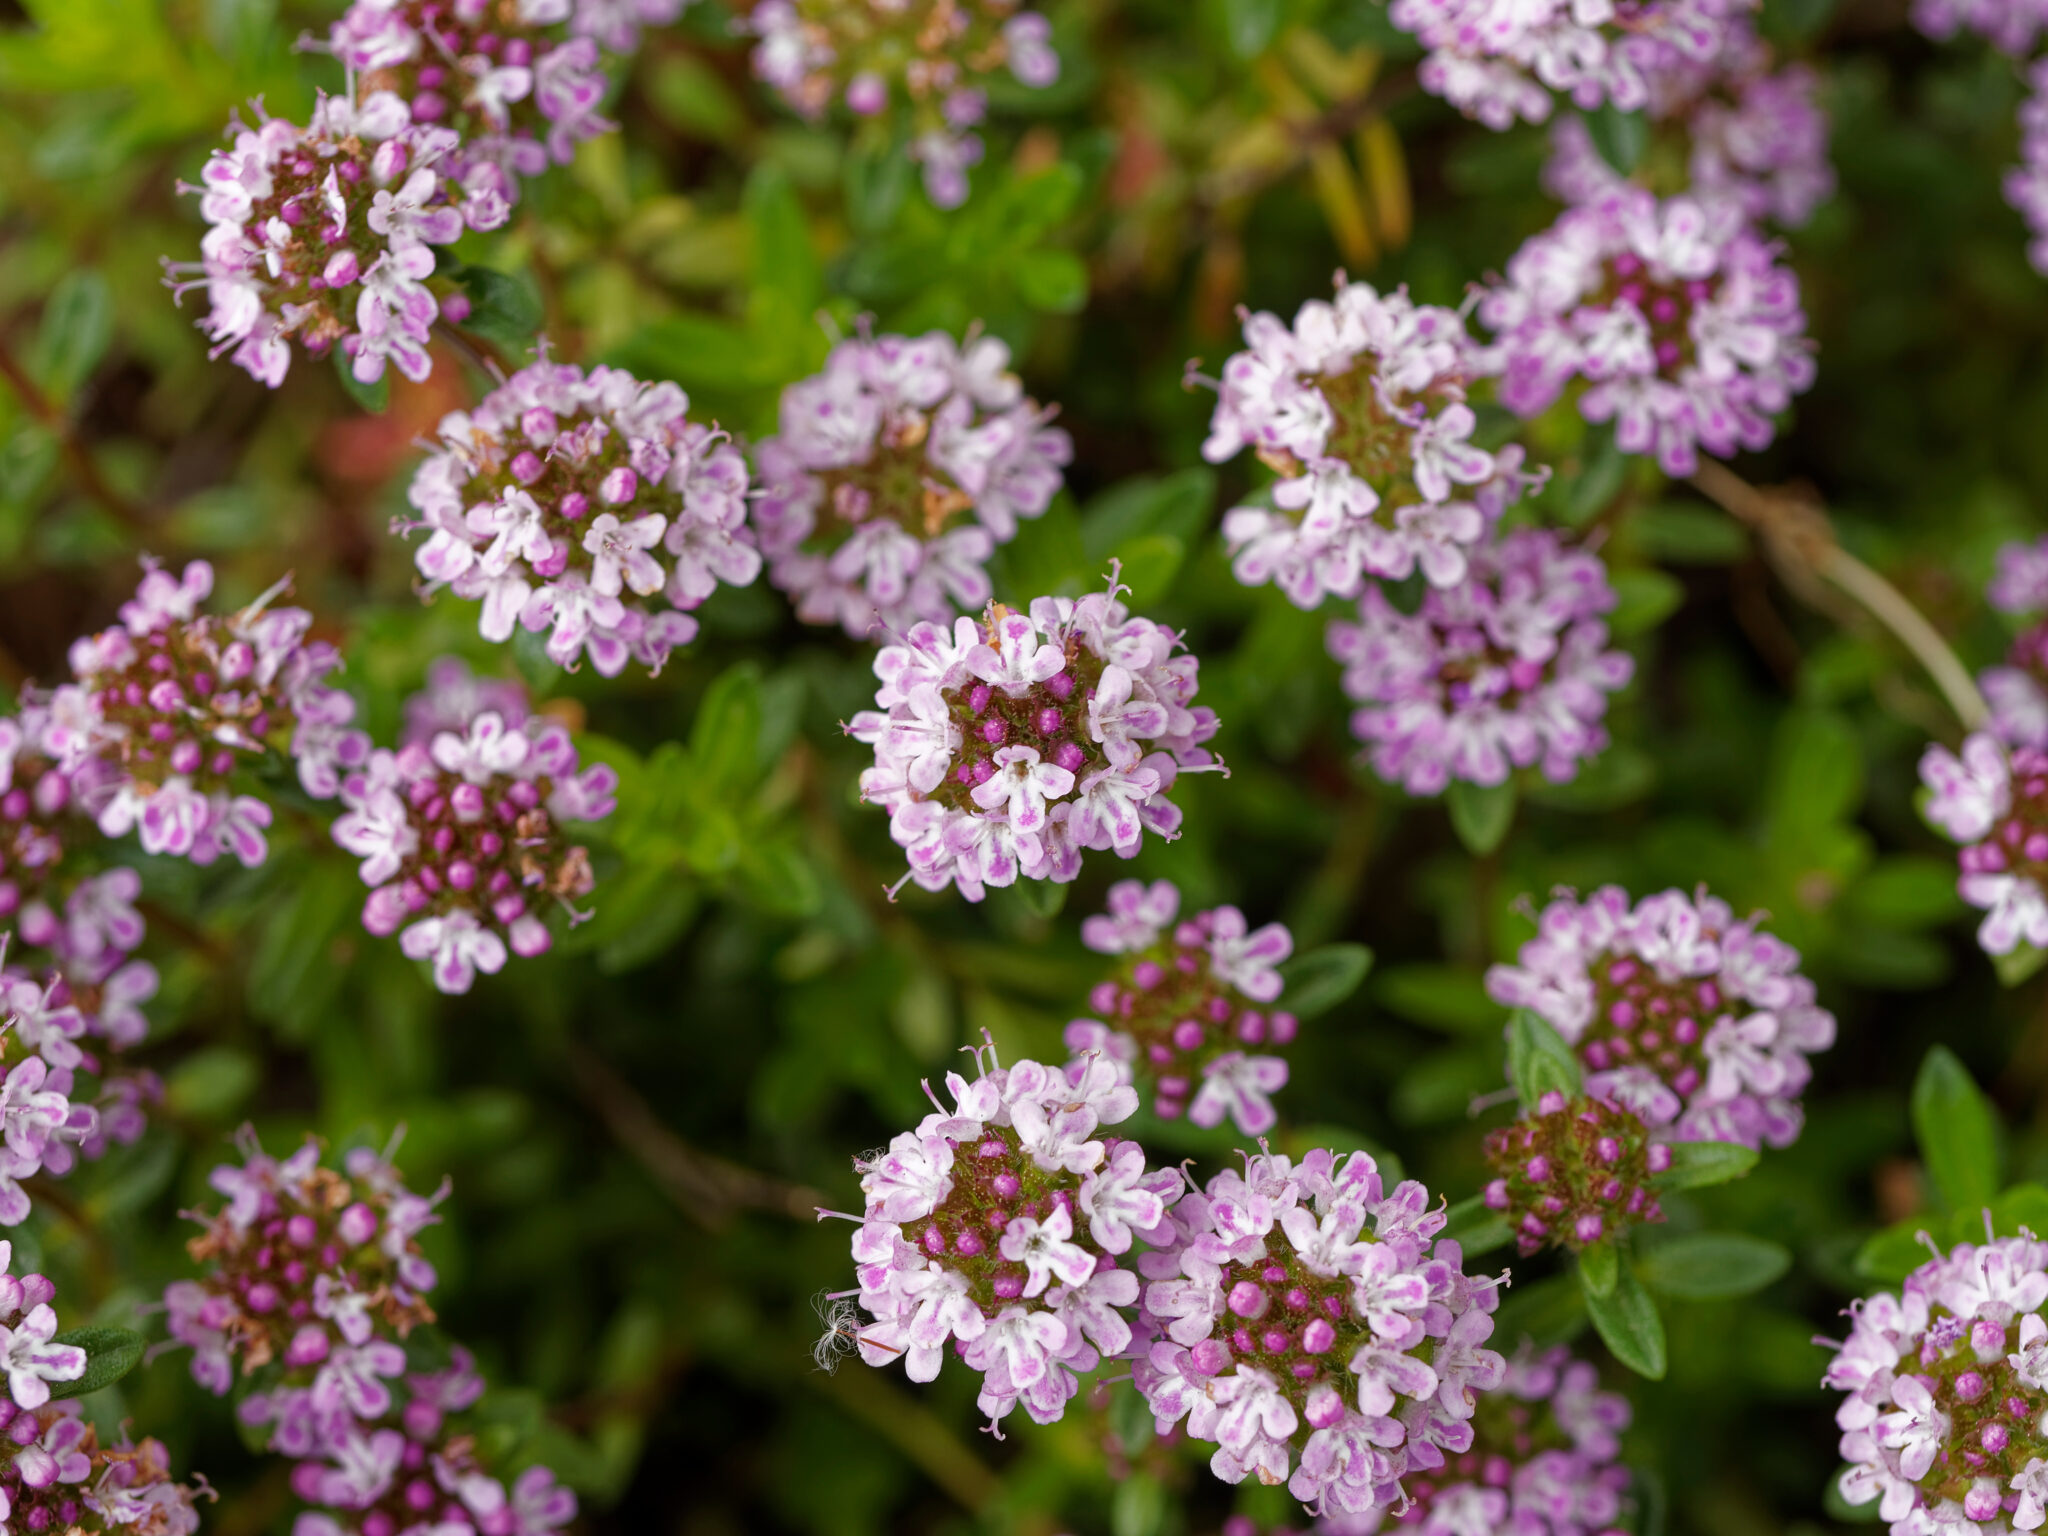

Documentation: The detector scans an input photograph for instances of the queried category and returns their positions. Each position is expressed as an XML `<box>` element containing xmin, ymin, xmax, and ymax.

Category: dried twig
<box><xmin>1690</xmin><ymin>459</ymin><xmax>1988</xmax><ymax>732</ymax></box>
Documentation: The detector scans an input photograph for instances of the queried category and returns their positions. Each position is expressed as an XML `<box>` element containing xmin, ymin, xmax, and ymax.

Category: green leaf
<box><xmin>1506</xmin><ymin>1007</ymin><xmax>1582</xmax><ymax>1110</ymax></box>
<box><xmin>1440</xmin><ymin>1195</ymin><xmax>1514</xmax><ymax>1258</ymax></box>
<box><xmin>1372</xmin><ymin>964</ymin><xmax>1500</xmax><ymax>1033</ymax></box>
<box><xmin>1765</xmin><ymin>708</ymin><xmax>1862</xmax><ymax>831</ymax></box>
<box><xmin>1606</xmin><ymin>568</ymin><xmax>1685</xmax><ymax>637</ymax></box>
<box><xmin>455</xmin><ymin>266</ymin><xmax>545</xmax><ymax>352</ymax></box>
<box><xmin>1578</xmin><ymin>1239</ymin><xmax>1619</xmax><ymax>1298</ymax></box>
<box><xmin>1082</xmin><ymin>469</ymin><xmax>1217</xmax><ymax>562</ymax></box>
<box><xmin>1651</xmin><ymin>1140</ymin><xmax>1759</xmax><ymax>1191</ymax></box>
<box><xmin>1845</xmin><ymin>857</ymin><xmax>1966</xmax><ymax>929</ymax></box>
<box><xmin>1491</xmin><ymin>1273</ymin><xmax>1589</xmax><ymax>1349</ymax></box>
<box><xmin>1220</xmin><ymin>0</ymin><xmax>1283</xmax><ymax>57</ymax></box>
<box><xmin>165</xmin><ymin>1045</ymin><xmax>259</xmax><ymax>1120</ymax></box>
<box><xmin>47</xmin><ymin>1326</ymin><xmax>146</xmax><ymax>1400</ymax></box>
<box><xmin>1111</xmin><ymin>1472</ymin><xmax>1167</xmax><ymax>1536</ymax></box>
<box><xmin>1637</xmin><ymin>1232</ymin><xmax>1793</xmax><ymax>1300</ymax></box>
<box><xmin>1277</xmin><ymin>943</ymin><xmax>1375</xmax><ymax>1019</ymax></box>
<box><xmin>1912</xmin><ymin>1045</ymin><xmax>2000</xmax><ymax>1212</ymax></box>
<box><xmin>1995</xmin><ymin>943</ymin><xmax>2048</xmax><ymax>988</ymax></box>
<box><xmin>1633</xmin><ymin>504</ymin><xmax>1749</xmax><ymax>563</ymax></box>
<box><xmin>1446</xmin><ymin>778</ymin><xmax>1517</xmax><ymax>856</ymax></box>
<box><xmin>1010</xmin><ymin>878</ymin><xmax>1068</xmax><ymax>919</ymax></box>
<box><xmin>1014</xmin><ymin>249</ymin><xmax>1090</xmax><ymax>314</ymax></box>
<box><xmin>1583</xmin><ymin>1262</ymin><xmax>1666</xmax><ymax>1379</ymax></box>
<box><xmin>1853</xmin><ymin>1219</ymin><xmax>1936</xmax><ymax>1284</ymax></box>
<box><xmin>332</xmin><ymin>346</ymin><xmax>389</xmax><ymax>413</ymax></box>
<box><xmin>689</xmin><ymin>664</ymin><xmax>765</xmax><ymax>800</ymax></box>
<box><xmin>1566</xmin><ymin>424</ymin><xmax>1626</xmax><ymax>524</ymax></box>
<box><xmin>1585</xmin><ymin>105</ymin><xmax>1648</xmax><ymax>175</ymax></box>
<box><xmin>745</xmin><ymin>163</ymin><xmax>822</xmax><ymax>315</ymax></box>
<box><xmin>31</xmin><ymin>269</ymin><xmax>112</xmax><ymax>399</ymax></box>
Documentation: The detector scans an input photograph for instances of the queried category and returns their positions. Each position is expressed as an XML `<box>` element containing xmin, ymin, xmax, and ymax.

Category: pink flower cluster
<box><xmin>167</xmin><ymin>1129</ymin><xmax>576</xmax><ymax>1536</ymax></box>
<box><xmin>1979</xmin><ymin>537</ymin><xmax>2048</xmax><ymax>750</ymax></box>
<box><xmin>1913</xmin><ymin>0</ymin><xmax>2048</xmax><ymax>54</ymax></box>
<box><xmin>1823</xmin><ymin>1229</ymin><xmax>2048</xmax><ymax>1532</ymax></box>
<box><xmin>1475</xmin><ymin>189</ymin><xmax>1815</xmax><ymax>475</ymax></box>
<box><xmin>742</xmin><ymin>0</ymin><xmax>1061</xmax><ymax>207</ymax></box>
<box><xmin>1063</xmin><ymin>878</ymin><xmax>1298</xmax><ymax>1134</ymax></box>
<box><xmin>404</xmin><ymin>356</ymin><xmax>757</xmax><ymax>675</ymax></box>
<box><xmin>168</xmin><ymin>90</ymin><xmax>507</xmax><ymax>387</ymax></box>
<box><xmin>0</xmin><ymin>1238</ymin><xmax>205</xmax><ymax>1535</ymax></box>
<box><xmin>1332</xmin><ymin>1344</ymin><xmax>1632</xmax><ymax>1536</ymax></box>
<box><xmin>1201</xmin><ymin>280</ymin><xmax>1543</xmax><ymax>605</ymax></box>
<box><xmin>1132</xmin><ymin>1148</ymin><xmax>1506</xmax><ymax>1519</ymax></box>
<box><xmin>1542</xmin><ymin>23</ymin><xmax>1833</xmax><ymax>230</ymax></box>
<box><xmin>827</xmin><ymin>1041</ymin><xmax>1179</xmax><ymax>1431</ymax></box>
<box><xmin>332</xmin><ymin>676</ymin><xmax>616</xmax><ymax>993</ymax></box>
<box><xmin>754</xmin><ymin>330</ymin><xmax>1070</xmax><ymax>637</ymax></box>
<box><xmin>1920</xmin><ymin>733</ymin><xmax>2048</xmax><ymax>957</ymax></box>
<box><xmin>1388</xmin><ymin>0</ymin><xmax>1756</xmax><ymax>127</ymax></box>
<box><xmin>24</xmin><ymin>560</ymin><xmax>366</xmax><ymax>870</ymax></box>
<box><xmin>1485</xmin><ymin>886</ymin><xmax>1836</xmax><ymax>1148</ymax></box>
<box><xmin>328</xmin><ymin>0</ymin><xmax>679</xmax><ymax>212</ymax></box>
<box><xmin>2008</xmin><ymin>60</ymin><xmax>2048</xmax><ymax>279</ymax></box>
<box><xmin>1325</xmin><ymin>529</ymin><xmax>1633</xmax><ymax>796</ymax></box>
<box><xmin>848</xmin><ymin>586</ymin><xmax>1219</xmax><ymax>900</ymax></box>
<box><xmin>1482</xmin><ymin>1090</ymin><xmax>1670</xmax><ymax>1256</ymax></box>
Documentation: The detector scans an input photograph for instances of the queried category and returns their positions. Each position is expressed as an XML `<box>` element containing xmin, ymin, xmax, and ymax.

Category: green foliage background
<box><xmin>2</xmin><ymin>0</ymin><xmax>2047</xmax><ymax>1532</ymax></box>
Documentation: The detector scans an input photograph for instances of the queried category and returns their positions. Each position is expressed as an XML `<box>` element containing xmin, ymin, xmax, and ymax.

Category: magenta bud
<box><xmin>1171</xmin><ymin>1020</ymin><xmax>1204</xmax><ymax>1051</ymax></box>
<box><xmin>558</xmin><ymin>491</ymin><xmax>589</xmax><ymax>521</ymax></box>
<box><xmin>1536</xmin><ymin>1090</ymin><xmax>1568</xmax><ymax>1115</ymax></box>
<box><xmin>1524</xmin><ymin>1155</ymin><xmax>1552</xmax><ymax>1182</ymax></box>
<box><xmin>1045</xmin><ymin>672</ymin><xmax>1073</xmax><ymax>699</ymax></box>
<box><xmin>1226</xmin><ymin>1280</ymin><xmax>1269</xmax><ymax>1319</ymax></box>
<box><xmin>511</xmin><ymin>451</ymin><xmax>545</xmax><ymax>485</ymax></box>
<box><xmin>1189</xmin><ymin>1338</ymin><xmax>1233</xmax><ymax>1374</ymax></box>
<box><xmin>286</xmin><ymin>1214</ymin><xmax>319</xmax><ymax>1248</ymax></box>
<box><xmin>245</xmin><ymin>1282</ymin><xmax>280</xmax><ymax>1315</ymax></box>
<box><xmin>285</xmin><ymin>1324</ymin><xmax>332</xmax><ymax>1367</ymax></box>
<box><xmin>1483</xmin><ymin>1179</ymin><xmax>1509</xmax><ymax>1210</ymax></box>
<box><xmin>1035</xmin><ymin>707</ymin><xmax>1063</xmax><ymax>735</ymax></box>
<box><xmin>337</xmin><ymin>1202</ymin><xmax>379</xmax><ymax>1246</ymax></box>
<box><xmin>1646</xmin><ymin>1143</ymin><xmax>1674</xmax><ymax>1173</ymax></box>
<box><xmin>1304</xmin><ymin>1381</ymin><xmax>1346</xmax><ymax>1429</ymax></box>
<box><xmin>1301</xmin><ymin>1317</ymin><xmax>1336</xmax><ymax>1353</ymax></box>
<box><xmin>600</xmin><ymin>467</ymin><xmax>638</xmax><ymax>504</ymax></box>
<box><xmin>1573</xmin><ymin>1214</ymin><xmax>1604</xmax><ymax>1244</ymax></box>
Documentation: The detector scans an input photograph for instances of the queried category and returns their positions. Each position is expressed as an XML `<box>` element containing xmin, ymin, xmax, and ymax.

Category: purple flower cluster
<box><xmin>827</xmin><ymin>1042</ymin><xmax>1178</xmax><ymax>1431</ymax></box>
<box><xmin>1132</xmin><ymin>1148</ymin><xmax>1505</xmax><ymax>1519</ymax></box>
<box><xmin>404</xmin><ymin>356</ymin><xmax>757</xmax><ymax>675</ymax></box>
<box><xmin>0</xmin><ymin>1238</ymin><xmax>207</xmax><ymax>1535</ymax></box>
<box><xmin>166</xmin><ymin>1129</ymin><xmax>575</xmax><ymax>1536</ymax></box>
<box><xmin>1913</xmin><ymin>0</ymin><xmax>2048</xmax><ymax>54</ymax></box>
<box><xmin>1063</xmin><ymin>879</ymin><xmax>1298</xmax><ymax>1135</ymax></box>
<box><xmin>1388</xmin><ymin>0</ymin><xmax>1756</xmax><ymax>127</ymax></box>
<box><xmin>1920</xmin><ymin>733</ymin><xmax>2048</xmax><ymax>957</ymax></box>
<box><xmin>2008</xmin><ymin>60</ymin><xmax>2048</xmax><ymax>279</ymax></box>
<box><xmin>1325</xmin><ymin>528</ymin><xmax>1633</xmax><ymax>796</ymax></box>
<box><xmin>168</xmin><ymin>90</ymin><xmax>507</xmax><ymax>388</ymax></box>
<box><xmin>1482</xmin><ymin>1090</ymin><xmax>1670</xmax><ymax>1256</ymax></box>
<box><xmin>754</xmin><ymin>330</ymin><xmax>1070</xmax><ymax>638</ymax></box>
<box><xmin>1823</xmin><ymin>1230</ymin><xmax>2048</xmax><ymax>1532</ymax></box>
<box><xmin>24</xmin><ymin>560</ymin><xmax>366</xmax><ymax>870</ymax></box>
<box><xmin>328</xmin><ymin>0</ymin><xmax>679</xmax><ymax>213</ymax></box>
<box><xmin>1201</xmin><ymin>280</ymin><xmax>1543</xmax><ymax>604</ymax></box>
<box><xmin>848</xmin><ymin>586</ymin><xmax>1219</xmax><ymax>900</ymax></box>
<box><xmin>1543</xmin><ymin>24</ymin><xmax>1833</xmax><ymax>230</ymax></box>
<box><xmin>1979</xmin><ymin>537</ymin><xmax>2048</xmax><ymax>749</ymax></box>
<box><xmin>333</xmin><ymin>677</ymin><xmax>615</xmax><ymax>993</ymax></box>
<box><xmin>1328</xmin><ymin>1345</ymin><xmax>1632</xmax><ymax>1536</ymax></box>
<box><xmin>1475</xmin><ymin>189</ymin><xmax>1815</xmax><ymax>475</ymax></box>
<box><xmin>1485</xmin><ymin>886</ymin><xmax>1836</xmax><ymax>1148</ymax></box>
<box><xmin>742</xmin><ymin>0</ymin><xmax>1060</xmax><ymax>207</ymax></box>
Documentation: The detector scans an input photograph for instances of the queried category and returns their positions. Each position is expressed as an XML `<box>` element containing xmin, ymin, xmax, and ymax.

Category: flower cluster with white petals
<box><xmin>741</xmin><ymin>0</ymin><xmax>1061</xmax><ymax>207</ymax></box>
<box><xmin>1334</xmin><ymin>1344</ymin><xmax>1633</xmax><ymax>1536</ymax></box>
<box><xmin>1064</xmin><ymin>879</ymin><xmax>1298</xmax><ymax>1135</ymax></box>
<box><xmin>1476</xmin><ymin>189</ymin><xmax>1814</xmax><ymax>475</ymax></box>
<box><xmin>1327</xmin><ymin>528</ymin><xmax>1633</xmax><ymax>796</ymax></box>
<box><xmin>0</xmin><ymin>951</ymin><xmax>99</xmax><ymax>1220</ymax></box>
<box><xmin>849</xmin><ymin>586</ymin><xmax>1219</xmax><ymax>900</ymax></box>
<box><xmin>753</xmin><ymin>330</ymin><xmax>1070</xmax><ymax>637</ymax></box>
<box><xmin>1388</xmin><ymin>0</ymin><xmax>1757</xmax><ymax>128</ymax></box>
<box><xmin>1978</xmin><ymin>537</ymin><xmax>2048</xmax><ymax>751</ymax></box>
<box><xmin>1542</xmin><ymin>23</ymin><xmax>1833</xmax><ymax>230</ymax></box>
<box><xmin>1824</xmin><ymin>1230</ymin><xmax>2048</xmax><ymax>1533</ymax></box>
<box><xmin>169</xmin><ymin>1129</ymin><xmax>574</xmax><ymax>1536</ymax></box>
<box><xmin>24</xmin><ymin>559</ymin><xmax>366</xmax><ymax>871</ymax></box>
<box><xmin>1486</xmin><ymin>885</ymin><xmax>1836</xmax><ymax>1148</ymax></box>
<box><xmin>328</xmin><ymin>0</ymin><xmax>679</xmax><ymax>212</ymax></box>
<box><xmin>2007</xmin><ymin>60</ymin><xmax>2048</xmax><ymax>281</ymax></box>
<box><xmin>403</xmin><ymin>356</ymin><xmax>757</xmax><ymax>675</ymax></box>
<box><xmin>827</xmin><ymin>1041</ymin><xmax>1180</xmax><ymax>1432</ymax></box>
<box><xmin>0</xmin><ymin>1239</ymin><xmax>205</xmax><ymax>1535</ymax></box>
<box><xmin>1921</xmin><ymin>733</ymin><xmax>2048</xmax><ymax>959</ymax></box>
<box><xmin>332</xmin><ymin>689</ymin><xmax>616</xmax><ymax>994</ymax></box>
<box><xmin>1132</xmin><ymin>1148</ymin><xmax>1506</xmax><ymax>1519</ymax></box>
<box><xmin>1201</xmin><ymin>279</ymin><xmax>1544</xmax><ymax>605</ymax></box>
<box><xmin>166</xmin><ymin>89</ymin><xmax>506</xmax><ymax>388</ymax></box>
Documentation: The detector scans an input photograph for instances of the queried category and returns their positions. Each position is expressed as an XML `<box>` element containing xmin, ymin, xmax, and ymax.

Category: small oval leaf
<box><xmin>1636</xmin><ymin>1232</ymin><xmax>1792</xmax><ymax>1300</ymax></box>
<box><xmin>1583</xmin><ymin>1263</ymin><xmax>1666</xmax><ymax>1379</ymax></box>
<box><xmin>1278</xmin><ymin>944</ymin><xmax>1375</xmax><ymax>1020</ymax></box>
<box><xmin>1651</xmin><ymin>1140</ymin><xmax>1759</xmax><ymax>1191</ymax></box>
<box><xmin>48</xmin><ymin>1325</ymin><xmax>146</xmax><ymax>1400</ymax></box>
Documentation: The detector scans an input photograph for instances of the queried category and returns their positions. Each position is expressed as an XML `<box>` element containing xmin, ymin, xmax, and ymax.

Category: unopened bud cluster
<box><xmin>1483</xmin><ymin>1091</ymin><xmax>1670</xmax><ymax>1255</ymax></box>
<box><xmin>1064</xmin><ymin>878</ymin><xmax>1298</xmax><ymax>1134</ymax></box>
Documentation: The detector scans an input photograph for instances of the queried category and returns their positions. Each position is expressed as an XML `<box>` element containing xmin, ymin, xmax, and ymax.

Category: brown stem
<box><xmin>0</xmin><ymin>330</ymin><xmax>150</xmax><ymax>532</ymax></box>
<box><xmin>1689</xmin><ymin>459</ymin><xmax>1988</xmax><ymax>732</ymax></box>
<box><xmin>564</xmin><ymin>1041</ymin><xmax>825</xmax><ymax>1228</ymax></box>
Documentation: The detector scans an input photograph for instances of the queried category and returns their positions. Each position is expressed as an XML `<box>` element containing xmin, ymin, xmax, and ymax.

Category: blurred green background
<box><xmin>3</xmin><ymin>0</ymin><xmax>2048</xmax><ymax>1532</ymax></box>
